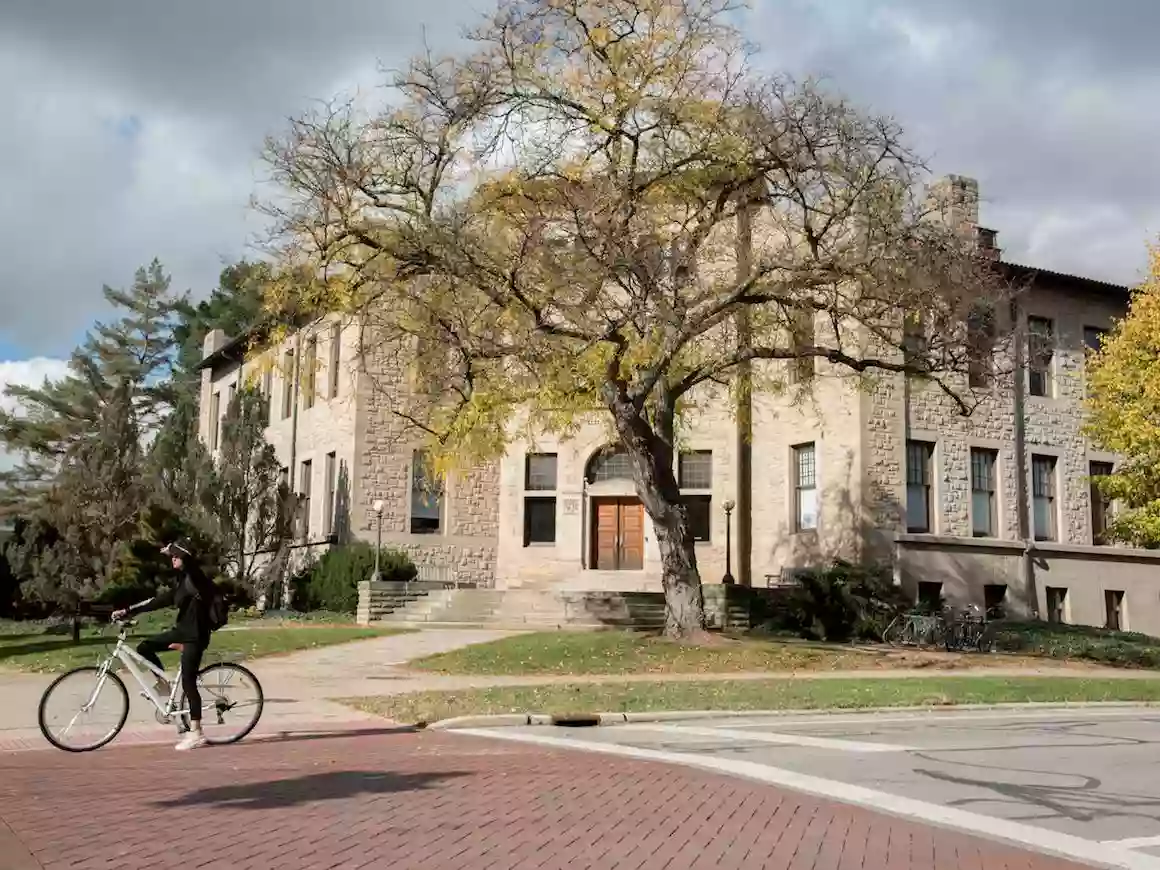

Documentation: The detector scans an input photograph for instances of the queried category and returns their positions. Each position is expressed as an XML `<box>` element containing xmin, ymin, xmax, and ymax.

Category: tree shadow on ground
<box><xmin>154</xmin><ymin>769</ymin><xmax>468</xmax><ymax>810</ymax></box>
<box><xmin>0</xmin><ymin>635</ymin><xmax>110</xmax><ymax>662</ymax></box>
<box><xmin>256</xmin><ymin>726</ymin><xmax>423</xmax><ymax>745</ymax></box>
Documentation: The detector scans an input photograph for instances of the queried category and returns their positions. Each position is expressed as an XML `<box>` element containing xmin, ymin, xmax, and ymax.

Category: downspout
<box><xmin>1010</xmin><ymin>298</ymin><xmax>1038</xmax><ymax>617</ymax></box>
<box><xmin>734</xmin><ymin>196</ymin><xmax>754</xmax><ymax>587</ymax></box>
<box><xmin>282</xmin><ymin>332</ymin><xmax>303</xmax><ymax>609</ymax></box>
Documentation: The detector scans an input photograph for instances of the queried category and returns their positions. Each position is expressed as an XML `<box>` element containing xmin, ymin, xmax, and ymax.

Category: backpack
<box><xmin>192</xmin><ymin>578</ymin><xmax>229</xmax><ymax>632</ymax></box>
<box><xmin>207</xmin><ymin>586</ymin><xmax>229</xmax><ymax>632</ymax></box>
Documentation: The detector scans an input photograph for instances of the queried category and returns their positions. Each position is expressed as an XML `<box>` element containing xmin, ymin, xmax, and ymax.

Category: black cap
<box><xmin>161</xmin><ymin>538</ymin><xmax>193</xmax><ymax>558</ymax></box>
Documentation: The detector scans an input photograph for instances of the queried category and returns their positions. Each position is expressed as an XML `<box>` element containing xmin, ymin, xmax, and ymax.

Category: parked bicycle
<box><xmin>37</xmin><ymin>617</ymin><xmax>264</xmax><ymax>752</ymax></box>
<box><xmin>883</xmin><ymin>610</ymin><xmax>947</xmax><ymax>648</ymax></box>
<box><xmin>942</xmin><ymin>603</ymin><xmax>993</xmax><ymax>652</ymax></box>
<box><xmin>883</xmin><ymin>604</ymin><xmax>993</xmax><ymax>653</ymax></box>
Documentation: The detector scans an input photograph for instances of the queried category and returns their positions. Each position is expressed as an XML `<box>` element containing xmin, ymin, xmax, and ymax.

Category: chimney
<box><xmin>976</xmin><ymin>226</ymin><xmax>1001</xmax><ymax>261</ymax></box>
<box><xmin>202</xmin><ymin>328</ymin><xmax>228</xmax><ymax>360</ymax></box>
<box><xmin>926</xmin><ymin>174</ymin><xmax>980</xmax><ymax>239</ymax></box>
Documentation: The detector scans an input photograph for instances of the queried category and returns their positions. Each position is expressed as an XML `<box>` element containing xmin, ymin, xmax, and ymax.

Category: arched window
<box><xmin>585</xmin><ymin>445</ymin><xmax>634</xmax><ymax>483</ymax></box>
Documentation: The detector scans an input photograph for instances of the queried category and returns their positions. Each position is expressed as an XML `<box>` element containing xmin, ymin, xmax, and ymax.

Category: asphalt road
<box><xmin>463</xmin><ymin>705</ymin><xmax>1160</xmax><ymax>869</ymax></box>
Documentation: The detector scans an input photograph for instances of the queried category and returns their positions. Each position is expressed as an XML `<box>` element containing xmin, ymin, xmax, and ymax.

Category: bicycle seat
<box><xmin>168</xmin><ymin>643</ymin><xmax>184</xmax><ymax>652</ymax></box>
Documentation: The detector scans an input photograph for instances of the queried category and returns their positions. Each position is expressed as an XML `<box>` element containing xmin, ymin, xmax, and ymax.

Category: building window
<box><xmin>1031</xmin><ymin>454</ymin><xmax>1057</xmax><ymax>541</ymax></box>
<box><xmin>299</xmin><ymin>460</ymin><xmax>313</xmax><ymax>539</ymax></box>
<box><xmin>227</xmin><ymin>381</ymin><xmax>237</xmax><ymax>414</ymax></box>
<box><xmin>410</xmin><ymin>449</ymin><xmax>443</xmax><ymax>534</ymax></box>
<box><xmin>917</xmin><ymin>581</ymin><xmax>942</xmax><ymax>612</ymax></box>
<box><xmin>905</xmin><ymin>440</ymin><xmax>934</xmax><ymax>533</ymax></box>
<box><xmin>523</xmin><ymin>453</ymin><xmax>557</xmax><ymax>546</ymax></box>
<box><xmin>303</xmin><ymin>336</ymin><xmax>318</xmax><ymax>410</ymax></box>
<box><xmin>902</xmin><ymin>311</ymin><xmax>928</xmax><ymax>369</ymax></box>
<box><xmin>1105</xmin><ymin>590</ymin><xmax>1125</xmax><ymax>632</ymax></box>
<box><xmin>793</xmin><ymin>442</ymin><xmax>818</xmax><ymax>532</ymax></box>
<box><xmin>279</xmin><ymin>467</ymin><xmax>289</xmax><ymax>489</ymax></box>
<box><xmin>208</xmin><ymin>391</ymin><xmax>221</xmax><ymax>451</ymax></box>
<box><xmin>328</xmin><ymin>323</ymin><xmax>342</xmax><ymax>399</ymax></box>
<box><xmin>281</xmin><ymin>350</ymin><xmax>295</xmax><ymax>420</ymax></box>
<box><xmin>967</xmin><ymin>304</ymin><xmax>996</xmax><ymax>387</ymax></box>
<box><xmin>789</xmin><ymin>309</ymin><xmax>815</xmax><ymax>383</ymax></box>
<box><xmin>1089</xmin><ymin>460</ymin><xmax>1113</xmax><ymax>545</ymax></box>
<box><xmin>1083</xmin><ymin>326</ymin><xmax>1107</xmax><ymax>355</ymax></box>
<box><xmin>586</xmin><ymin>446</ymin><xmax>634</xmax><ymax>483</ymax></box>
<box><xmin>678</xmin><ymin>451</ymin><xmax>712</xmax><ymax>490</ymax></box>
<box><xmin>678</xmin><ymin>450</ymin><xmax>712</xmax><ymax>542</ymax></box>
<box><xmin>524</xmin><ymin>498</ymin><xmax>556</xmax><ymax>546</ymax></box>
<box><xmin>1027</xmin><ymin>316</ymin><xmax>1054</xmax><ymax>397</ymax></box>
<box><xmin>984</xmin><ymin>584</ymin><xmax>1007</xmax><ymax>620</ymax></box>
<box><xmin>323</xmin><ymin>452</ymin><xmax>337</xmax><ymax>539</ymax></box>
<box><xmin>525</xmin><ymin>453</ymin><xmax>558</xmax><ymax>491</ymax></box>
<box><xmin>262</xmin><ymin>365</ymin><xmax>273</xmax><ymax>403</ymax></box>
<box><xmin>1046</xmin><ymin>587</ymin><xmax>1068</xmax><ymax>624</ymax></box>
<box><xmin>970</xmin><ymin>448</ymin><xmax>998</xmax><ymax>537</ymax></box>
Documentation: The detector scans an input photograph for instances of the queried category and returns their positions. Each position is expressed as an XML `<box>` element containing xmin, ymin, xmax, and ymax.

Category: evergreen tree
<box><xmin>206</xmin><ymin>385</ymin><xmax>293</xmax><ymax>594</ymax></box>
<box><xmin>16</xmin><ymin>382</ymin><xmax>143</xmax><ymax>608</ymax></box>
<box><xmin>0</xmin><ymin>261</ymin><xmax>185</xmax><ymax>513</ymax></box>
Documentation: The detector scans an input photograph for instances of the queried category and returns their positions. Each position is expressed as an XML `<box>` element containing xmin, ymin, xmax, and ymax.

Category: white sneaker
<box><xmin>175</xmin><ymin>731</ymin><xmax>208</xmax><ymax>751</ymax></box>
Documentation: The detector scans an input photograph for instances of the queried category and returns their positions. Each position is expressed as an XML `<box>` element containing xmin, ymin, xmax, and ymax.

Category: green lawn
<box><xmin>0</xmin><ymin>612</ymin><xmax>402</xmax><ymax>673</ymax></box>
<box><xmin>412</xmin><ymin>623</ymin><xmax>1160</xmax><ymax>677</ymax></box>
<box><xmin>408</xmin><ymin>629</ymin><xmax>1055</xmax><ymax>677</ymax></box>
<box><xmin>348</xmin><ymin>676</ymin><xmax>1160</xmax><ymax>725</ymax></box>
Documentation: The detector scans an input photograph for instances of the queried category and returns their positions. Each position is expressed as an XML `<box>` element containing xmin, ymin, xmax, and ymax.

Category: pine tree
<box><xmin>206</xmin><ymin>385</ymin><xmax>293</xmax><ymax>594</ymax></box>
<box><xmin>0</xmin><ymin>261</ymin><xmax>185</xmax><ymax>513</ymax></box>
<box><xmin>17</xmin><ymin>382</ymin><xmax>144</xmax><ymax>608</ymax></box>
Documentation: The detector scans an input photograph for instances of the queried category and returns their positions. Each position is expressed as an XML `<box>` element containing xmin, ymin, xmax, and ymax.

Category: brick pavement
<box><xmin>0</xmin><ymin>728</ymin><xmax>1096</xmax><ymax>870</ymax></box>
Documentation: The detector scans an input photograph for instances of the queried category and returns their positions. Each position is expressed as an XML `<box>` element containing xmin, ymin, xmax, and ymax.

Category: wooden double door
<box><xmin>591</xmin><ymin>497</ymin><xmax>645</xmax><ymax>571</ymax></box>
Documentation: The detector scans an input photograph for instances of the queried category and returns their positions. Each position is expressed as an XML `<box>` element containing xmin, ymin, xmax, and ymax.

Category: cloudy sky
<box><xmin>0</xmin><ymin>0</ymin><xmax>1156</xmax><ymax>401</ymax></box>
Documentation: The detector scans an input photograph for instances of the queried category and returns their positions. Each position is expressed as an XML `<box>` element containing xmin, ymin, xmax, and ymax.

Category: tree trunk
<box><xmin>652</xmin><ymin>505</ymin><xmax>706</xmax><ymax>639</ymax></box>
<box><xmin>612</xmin><ymin>401</ymin><xmax>706</xmax><ymax>639</ymax></box>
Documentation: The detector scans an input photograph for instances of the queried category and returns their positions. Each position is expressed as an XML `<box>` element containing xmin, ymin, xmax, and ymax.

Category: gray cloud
<box><xmin>1</xmin><ymin>0</ymin><xmax>1156</xmax><ymax>358</ymax></box>
<box><xmin>747</xmin><ymin>0</ymin><xmax>1160</xmax><ymax>285</ymax></box>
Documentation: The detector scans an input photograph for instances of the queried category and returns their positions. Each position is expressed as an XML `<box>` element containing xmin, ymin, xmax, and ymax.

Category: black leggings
<box><xmin>137</xmin><ymin>630</ymin><xmax>206</xmax><ymax>722</ymax></box>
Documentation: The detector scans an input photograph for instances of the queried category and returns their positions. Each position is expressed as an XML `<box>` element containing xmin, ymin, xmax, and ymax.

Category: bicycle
<box><xmin>37</xmin><ymin>617</ymin><xmax>264</xmax><ymax>752</ymax></box>
<box><xmin>943</xmin><ymin>604</ymin><xmax>993</xmax><ymax>653</ymax></box>
<box><xmin>882</xmin><ymin>610</ymin><xmax>947</xmax><ymax>648</ymax></box>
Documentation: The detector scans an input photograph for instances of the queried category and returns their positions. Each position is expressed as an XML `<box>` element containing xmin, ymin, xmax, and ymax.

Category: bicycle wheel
<box><xmin>882</xmin><ymin>616</ymin><xmax>904</xmax><ymax>646</ymax></box>
<box><xmin>38</xmin><ymin>666</ymin><xmax>130</xmax><ymax>752</ymax></box>
<box><xmin>179</xmin><ymin>662</ymin><xmax>264</xmax><ymax>745</ymax></box>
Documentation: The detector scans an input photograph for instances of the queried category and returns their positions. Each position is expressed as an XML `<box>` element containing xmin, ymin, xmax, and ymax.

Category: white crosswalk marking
<box><xmin>621</xmin><ymin>723</ymin><xmax>913</xmax><ymax>752</ymax></box>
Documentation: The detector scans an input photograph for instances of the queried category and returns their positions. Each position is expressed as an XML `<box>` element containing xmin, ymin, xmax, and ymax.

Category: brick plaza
<box><xmin>0</xmin><ymin>727</ymin><xmax>1093</xmax><ymax>869</ymax></box>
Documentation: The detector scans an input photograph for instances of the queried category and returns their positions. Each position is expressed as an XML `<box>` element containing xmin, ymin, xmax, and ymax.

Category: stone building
<box><xmin>198</xmin><ymin>176</ymin><xmax>1160</xmax><ymax>632</ymax></box>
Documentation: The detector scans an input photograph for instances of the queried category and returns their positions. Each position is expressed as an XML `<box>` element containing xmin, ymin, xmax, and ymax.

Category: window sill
<box><xmin>523</xmin><ymin>541</ymin><xmax>556</xmax><ymax>548</ymax></box>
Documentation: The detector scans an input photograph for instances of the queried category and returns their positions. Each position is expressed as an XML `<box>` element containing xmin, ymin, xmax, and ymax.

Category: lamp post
<box><xmin>722</xmin><ymin>499</ymin><xmax>736</xmax><ymax>585</ymax></box>
<box><xmin>371</xmin><ymin>499</ymin><xmax>384</xmax><ymax>582</ymax></box>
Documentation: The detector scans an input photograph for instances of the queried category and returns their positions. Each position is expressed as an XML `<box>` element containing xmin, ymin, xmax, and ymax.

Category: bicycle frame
<box><xmin>89</xmin><ymin>630</ymin><xmax>192</xmax><ymax>721</ymax></box>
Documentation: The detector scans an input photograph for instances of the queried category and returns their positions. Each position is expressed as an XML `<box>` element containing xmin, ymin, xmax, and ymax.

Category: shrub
<box><xmin>990</xmin><ymin>620</ymin><xmax>1160</xmax><ymax>669</ymax></box>
<box><xmin>292</xmin><ymin>543</ymin><xmax>417</xmax><ymax>613</ymax></box>
<box><xmin>764</xmin><ymin>560</ymin><xmax>911</xmax><ymax>643</ymax></box>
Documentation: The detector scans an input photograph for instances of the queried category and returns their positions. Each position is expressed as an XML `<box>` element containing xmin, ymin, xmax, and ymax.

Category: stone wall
<box><xmin>898</xmin><ymin>534</ymin><xmax>1160</xmax><ymax>636</ymax></box>
<box><xmin>352</xmin><ymin>329</ymin><xmax>499</xmax><ymax>587</ymax></box>
<box><xmin>902</xmin><ymin>282</ymin><xmax>1125</xmax><ymax>546</ymax></box>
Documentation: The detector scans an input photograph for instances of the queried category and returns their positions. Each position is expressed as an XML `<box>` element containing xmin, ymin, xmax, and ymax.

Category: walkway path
<box><xmin>0</xmin><ymin>629</ymin><xmax>516</xmax><ymax>750</ymax></box>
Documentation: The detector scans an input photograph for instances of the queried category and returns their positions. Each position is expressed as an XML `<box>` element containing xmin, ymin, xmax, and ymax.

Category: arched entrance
<box><xmin>584</xmin><ymin>445</ymin><xmax>644</xmax><ymax>571</ymax></box>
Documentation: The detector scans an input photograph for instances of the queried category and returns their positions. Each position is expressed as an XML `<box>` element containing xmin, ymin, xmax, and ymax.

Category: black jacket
<box><xmin>148</xmin><ymin>564</ymin><xmax>215</xmax><ymax>644</ymax></box>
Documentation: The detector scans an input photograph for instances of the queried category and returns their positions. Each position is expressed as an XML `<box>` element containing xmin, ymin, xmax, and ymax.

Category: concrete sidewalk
<box><xmin>0</xmin><ymin>629</ymin><xmax>515</xmax><ymax>750</ymax></box>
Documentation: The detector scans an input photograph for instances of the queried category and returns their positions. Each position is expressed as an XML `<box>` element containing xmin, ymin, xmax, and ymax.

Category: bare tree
<box><xmin>260</xmin><ymin>0</ymin><xmax>1014</xmax><ymax>637</ymax></box>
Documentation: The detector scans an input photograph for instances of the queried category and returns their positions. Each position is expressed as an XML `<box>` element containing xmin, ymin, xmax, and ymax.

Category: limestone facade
<box><xmin>198</xmin><ymin>177</ymin><xmax>1146</xmax><ymax>633</ymax></box>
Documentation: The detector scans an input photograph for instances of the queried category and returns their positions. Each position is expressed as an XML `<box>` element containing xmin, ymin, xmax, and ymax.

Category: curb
<box><xmin>426</xmin><ymin>700</ymin><xmax>1160</xmax><ymax>731</ymax></box>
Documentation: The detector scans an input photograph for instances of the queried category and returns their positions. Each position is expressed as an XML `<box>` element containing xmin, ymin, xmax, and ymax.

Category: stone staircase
<box><xmin>358</xmin><ymin>582</ymin><xmax>754</xmax><ymax>631</ymax></box>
